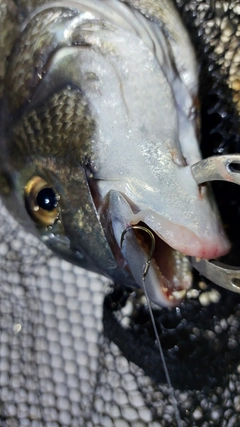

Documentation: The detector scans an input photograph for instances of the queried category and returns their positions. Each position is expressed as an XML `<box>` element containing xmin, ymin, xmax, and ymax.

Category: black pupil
<box><xmin>36</xmin><ymin>188</ymin><xmax>58</xmax><ymax>211</ymax></box>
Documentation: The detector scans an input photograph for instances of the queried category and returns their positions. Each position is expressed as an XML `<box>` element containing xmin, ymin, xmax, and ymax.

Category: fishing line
<box><xmin>121</xmin><ymin>226</ymin><xmax>182</xmax><ymax>427</ymax></box>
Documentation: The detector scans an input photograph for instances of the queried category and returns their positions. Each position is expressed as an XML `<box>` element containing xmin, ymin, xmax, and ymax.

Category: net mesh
<box><xmin>0</xmin><ymin>1</ymin><xmax>240</xmax><ymax>426</ymax></box>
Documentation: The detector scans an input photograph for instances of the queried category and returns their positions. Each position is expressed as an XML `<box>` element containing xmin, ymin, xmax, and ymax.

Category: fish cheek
<box><xmin>58</xmin><ymin>168</ymin><xmax>117</xmax><ymax>274</ymax></box>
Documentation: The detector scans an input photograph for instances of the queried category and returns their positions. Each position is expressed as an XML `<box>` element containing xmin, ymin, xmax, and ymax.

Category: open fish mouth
<box><xmin>88</xmin><ymin>175</ymin><xmax>193</xmax><ymax>307</ymax></box>
<box><xmin>99</xmin><ymin>198</ymin><xmax>192</xmax><ymax>307</ymax></box>
<box><xmin>95</xmin><ymin>187</ymin><xmax>229</xmax><ymax>307</ymax></box>
<box><xmin>120</xmin><ymin>223</ymin><xmax>192</xmax><ymax>307</ymax></box>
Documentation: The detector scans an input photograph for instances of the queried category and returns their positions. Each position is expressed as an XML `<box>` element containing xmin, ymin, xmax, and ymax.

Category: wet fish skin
<box><xmin>0</xmin><ymin>0</ymin><xmax>230</xmax><ymax>306</ymax></box>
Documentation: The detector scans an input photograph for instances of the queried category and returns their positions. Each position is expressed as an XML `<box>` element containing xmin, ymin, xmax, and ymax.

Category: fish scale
<box><xmin>5</xmin><ymin>9</ymin><xmax>79</xmax><ymax>112</ymax></box>
<box><xmin>12</xmin><ymin>88</ymin><xmax>94</xmax><ymax>161</ymax></box>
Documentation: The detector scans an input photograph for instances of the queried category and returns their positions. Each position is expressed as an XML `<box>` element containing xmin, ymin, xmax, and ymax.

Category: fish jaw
<box><xmin>97</xmin><ymin>162</ymin><xmax>230</xmax><ymax>257</ymax></box>
<box><xmin>97</xmin><ymin>180</ymin><xmax>230</xmax><ymax>306</ymax></box>
<box><xmin>98</xmin><ymin>190</ymin><xmax>192</xmax><ymax>306</ymax></box>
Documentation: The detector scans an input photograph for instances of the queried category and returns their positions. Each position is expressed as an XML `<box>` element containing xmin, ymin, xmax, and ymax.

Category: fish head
<box><xmin>0</xmin><ymin>0</ymin><xmax>230</xmax><ymax>306</ymax></box>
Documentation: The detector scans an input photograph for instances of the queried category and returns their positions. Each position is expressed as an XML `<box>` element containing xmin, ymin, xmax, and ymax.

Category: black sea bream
<box><xmin>0</xmin><ymin>0</ymin><xmax>230</xmax><ymax>307</ymax></box>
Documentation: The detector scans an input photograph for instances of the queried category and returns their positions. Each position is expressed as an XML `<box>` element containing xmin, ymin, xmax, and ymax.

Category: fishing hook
<box><xmin>120</xmin><ymin>225</ymin><xmax>156</xmax><ymax>277</ymax></box>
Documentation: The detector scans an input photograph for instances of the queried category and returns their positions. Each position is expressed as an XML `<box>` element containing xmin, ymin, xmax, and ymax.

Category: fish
<box><xmin>0</xmin><ymin>0</ymin><xmax>230</xmax><ymax>307</ymax></box>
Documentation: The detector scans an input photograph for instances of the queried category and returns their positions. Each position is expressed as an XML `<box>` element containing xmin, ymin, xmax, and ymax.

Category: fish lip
<box><xmin>142</xmin><ymin>213</ymin><xmax>230</xmax><ymax>261</ymax></box>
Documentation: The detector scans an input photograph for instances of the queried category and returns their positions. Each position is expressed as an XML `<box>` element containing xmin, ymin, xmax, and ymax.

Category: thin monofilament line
<box><xmin>141</xmin><ymin>277</ymin><xmax>182</xmax><ymax>427</ymax></box>
<box><xmin>120</xmin><ymin>225</ymin><xmax>182</xmax><ymax>426</ymax></box>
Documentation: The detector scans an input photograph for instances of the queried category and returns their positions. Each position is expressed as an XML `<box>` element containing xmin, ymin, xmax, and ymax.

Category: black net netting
<box><xmin>0</xmin><ymin>1</ymin><xmax>240</xmax><ymax>426</ymax></box>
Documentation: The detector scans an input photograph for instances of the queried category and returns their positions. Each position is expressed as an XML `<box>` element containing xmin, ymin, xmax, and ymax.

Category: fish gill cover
<box><xmin>0</xmin><ymin>0</ymin><xmax>240</xmax><ymax>427</ymax></box>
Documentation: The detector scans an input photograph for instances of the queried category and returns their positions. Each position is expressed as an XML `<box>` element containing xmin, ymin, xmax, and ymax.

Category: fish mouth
<box><xmin>91</xmin><ymin>168</ymin><xmax>230</xmax><ymax>307</ymax></box>
<box><xmin>120</xmin><ymin>222</ymin><xmax>192</xmax><ymax>307</ymax></box>
<box><xmin>96</xmin><ymin>189</ymin><xmax>194</xmax><ymax>307</ymax></box>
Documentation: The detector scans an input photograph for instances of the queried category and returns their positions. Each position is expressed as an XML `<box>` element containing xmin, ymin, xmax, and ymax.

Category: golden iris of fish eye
<box><xmin>24</xmin><ymin>176</ymin><xmax>60</xmax><ymax>226</ymax></box>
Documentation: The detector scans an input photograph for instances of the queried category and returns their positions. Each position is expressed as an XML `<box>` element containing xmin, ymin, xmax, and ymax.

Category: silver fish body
<box><xmin>0</xmin><ymin>0</ymin><xmax>230</xmax><ymax>306</ymax></box>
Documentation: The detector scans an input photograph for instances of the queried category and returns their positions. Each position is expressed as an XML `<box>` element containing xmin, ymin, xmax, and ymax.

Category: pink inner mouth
<box><xmin>128</xmin><ymin>223</ymin><xmax>193</xmax><ymax>304</ymax></box>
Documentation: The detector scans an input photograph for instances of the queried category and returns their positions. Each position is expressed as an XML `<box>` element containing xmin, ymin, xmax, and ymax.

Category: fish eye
<box><xmin>24</xmin><ymin>176</ymin><xmax>60</xmax><ymax>226</ymax></box>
